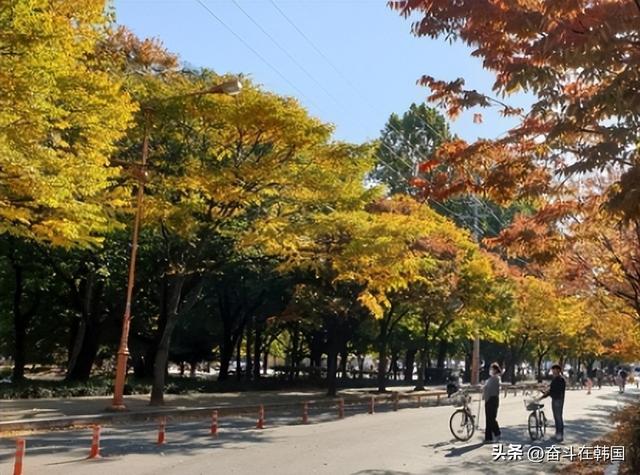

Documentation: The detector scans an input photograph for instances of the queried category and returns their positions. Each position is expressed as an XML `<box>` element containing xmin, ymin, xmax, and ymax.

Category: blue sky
<box><xmin>113</xmin><ymin>0</ymin><xmax>526</xmax><ymax>144</ymax></box>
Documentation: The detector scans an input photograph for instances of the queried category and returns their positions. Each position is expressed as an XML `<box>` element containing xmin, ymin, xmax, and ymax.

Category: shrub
<box><xmin>612</xmin><ymin>402</ymin><xmax>640</xmax><ymax>475</ymax></box>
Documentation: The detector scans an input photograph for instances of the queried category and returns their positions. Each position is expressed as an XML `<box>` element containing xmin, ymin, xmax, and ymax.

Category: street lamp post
<box><xmin>471</xmin><ymin>333</ymin><xmax>480</xmax><ymax>386</ymax></box>
<box><xmin>109</xmin><ymin>79</ymin><xmax>242</xmax><ymax>411</ymax></box>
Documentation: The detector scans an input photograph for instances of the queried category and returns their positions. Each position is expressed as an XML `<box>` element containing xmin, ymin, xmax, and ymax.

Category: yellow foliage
<box><xmin>0</xmin><ymin>0</ymin><xmax>135</xmax><ymax>246</ymax></box>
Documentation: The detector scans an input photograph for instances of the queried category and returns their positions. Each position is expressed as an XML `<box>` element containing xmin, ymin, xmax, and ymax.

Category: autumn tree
<box><xmin>0</xmin><ymin>0</ymin><xmax>134</xmax><ymax>246</ymax></box>
<box><xmin>115</xmin><ymin>63</ymin><xmax>366</xmax><ymax>403</ymax></box>
<box><xmin>389</xmin><ymin>0</ymin><xmax>640</xmax><ymax>218</ymax></box>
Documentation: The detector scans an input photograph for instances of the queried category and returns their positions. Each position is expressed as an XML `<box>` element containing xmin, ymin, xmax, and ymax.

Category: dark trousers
<box><xmin>484</xmin><ymin>396</ymin><xmax>500</xmax><ymax>441</ymax></box>
<box><xmin>552</xmin><ymin>398</ymin><xmax>564</xmax><ymax>436</ymax></box>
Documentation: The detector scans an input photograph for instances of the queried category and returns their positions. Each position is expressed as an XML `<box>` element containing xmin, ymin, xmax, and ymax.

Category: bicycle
<box><xmin>449</xmin><ymin>390</ymin><xmax>479</xmax><ymax>441</ymax></box>
<box><xmin>524</xmin><ymin>396</ymin><xmax>547</xmax><ymax>441</ymax></box>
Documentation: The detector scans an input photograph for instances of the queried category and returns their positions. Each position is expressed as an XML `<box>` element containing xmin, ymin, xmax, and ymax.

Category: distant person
<box><xmin>596</xmin><ymin>369</ymin><xmax>604</xmax><ymax>389</ymax></box>
<box><xmin>618</xmin><ymin>368</ymin><xmax>628</xmax><ymax>393</ymax></box>
<box><xmin>539</xmin><ymin>363</ymin><xmax>566</xmax><ymax>442</ymax></box>
<box><xmin>446</xmin><ymin>374</ymin><xmax>460</xmax><ymax>397</ymax></box>
<box><xmin>482</xmin><ymin>363</ymin><xmax>502</xmax><ymax>443</ymax></box>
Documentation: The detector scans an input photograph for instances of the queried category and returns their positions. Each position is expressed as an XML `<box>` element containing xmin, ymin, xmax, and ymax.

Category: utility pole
<box><xmin>108</xmin><ymin>79</ymin><xmax>242</xmax><ymax>411</ymax></box>
<box><xmin>470</xmin><ymin>196</ymin><xmax>481</xmax><ymax>386</ymax></box>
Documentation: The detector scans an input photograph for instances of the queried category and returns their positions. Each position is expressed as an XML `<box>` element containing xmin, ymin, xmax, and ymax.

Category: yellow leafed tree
<box><xmin>0</xmin><ymin>0</ymin><xmax>134</xmax><ymax>246</ymax></box>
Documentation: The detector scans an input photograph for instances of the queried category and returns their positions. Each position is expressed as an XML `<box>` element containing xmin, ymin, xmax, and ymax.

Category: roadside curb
<box><xmin>0</xmin><ymin>390</ymin><xmax>444</xmax><ymax>434</ymax></box>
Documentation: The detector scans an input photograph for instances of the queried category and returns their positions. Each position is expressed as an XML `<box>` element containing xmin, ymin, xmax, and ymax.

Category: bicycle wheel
<box><xmin>450</xmin><ymin>409</ymin><xmax>475</xmax><ymax>441</ymax></box>
<box><xmin>528</xmin><ymin>412</ymin><xmax>540</xmax><ymax>441</ymax></box>
<box><xmin>540</xmin><ymin>411</ymin><xmax>547</xmax><ymax>438</ymax></box>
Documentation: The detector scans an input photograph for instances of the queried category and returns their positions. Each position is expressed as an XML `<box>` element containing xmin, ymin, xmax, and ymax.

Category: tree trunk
<box><xmin>391</xmin><ymin>353</ymin><xmax>399</xmax><ymax>382</ymax></box>
<box><xmin>436</xmin><ymin>340</ymin><xmax>448</xmax><ymax>370</ymax></box>
<box><xmin>357</xmin><ymin>354</ymin><xmax>364</xmax><ymax>379</ymax></box>
<box><xmin>326</xmin><ymin>346</ymin><xmax>338</xmax><ymax>397</ymax></box>
<box><xmin>415</xmin><ymin>349</ymin><xmax>427</xmax><ymax>391</ymax></box>
<box><xmin>376</xmin><ymin>317</ymin><xmax>390</xmax><ymax>392</ymax></box>
<box><xmin>414</xmin><ymin>316</ymin><xmax>430</xmax><ymax>390</ymax></box>
<box><xmin>66</xmin><ymin>318</ymin><xmax>86</xmax><ymax>381</ymax></box>
<box><xmin>245</xmin><ymin>318</ymin><xmax>253</xmax><ymax>381</ymax></box>
<box><xmin>218</xmin><ymin>327</ymin><xmax>234</xmax><ymax>382</ymax></box>
<box><xmin>66</xmin><ymin>319</ymin><xmax>101</xmax><ymax>381</ymax></box>
<box><xmin>66</xmin><ymin>273</ymin><xmax>105</xmax><ymax>382</ymax></box>
<box><xmin>150</xmin><ymin>275</ymin><xmax>186</xmax><ymax>406</ymax></box>
<box><xmin>9</xmin><ymin>255</ymin><xmax>39</xmax><ymax>382</ymax></box>
<box><xmin>309</xmin><ymin>331</ymin><xmax>323</xmax><ymax>380</ymax></box>
<box><xmin>340</xmin><ymin>346</ymin><xmax>348</xmax><ymax>380</ymax></box>
<box><xmin>464</xmin><ymin>350</ymin><xmax>472</xmax><ymax>383</ymax></box>
<box><xmin>11</xmin><ymin>262</ymin><xmax>26</xmax><ymax>382</ymax></box>
<box><xmin>288</xmin><ymin>324</ymin><xmax>299</xmax><ymax>382</ymax></box>
<box><xmin>253</xmin><ymin>321</ymin><xmax>262</xmax><ymax>380</ymax></box>
<box><xmin>508</xmin><ymin>360</ymin><xmax>517</xmax><ymax>385</ymax></box>
<box><xmin>235</xmin><ymin>333</ymin><xmax>242</xmax><ymax>381</ymax></box>
<box><xmin>537</xmin><ymin>354</ymin><xmax>544</xmax><ymax>382</ymax></box>
<box><xmin>262</xmin><ymin>335</ymin><xmax>272</xmax><ymax>376</ymax></box>
<box><xmin>404</xmin><ymin>349</ymin><xmax>416</xmax><ymax>382</ymax></box>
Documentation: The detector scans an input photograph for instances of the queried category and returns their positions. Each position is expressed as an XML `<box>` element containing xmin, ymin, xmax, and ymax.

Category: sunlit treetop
<box><xmin>0</xmin><ymin>0</ymin><xmax>135</xmax><ymax>246</ymax></box>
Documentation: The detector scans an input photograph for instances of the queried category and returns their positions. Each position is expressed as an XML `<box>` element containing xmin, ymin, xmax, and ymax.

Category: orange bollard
<box><xmin>157</xmin><ymin>417</ymin><xmax>166</xmax><ymax>445</ymax></box>
<box><xmin>210</xmin><ymin>410</ymin><xmax>218</xmax><ymax>437</ymax></box>
<box><xmin>302</xmin><ymin>402</ymin><xmax>309</xmax><ymax>424</ymax></box>
<box><xmin>338</xmin><ymin>398</ymin><xmax>345</xmax><ymax>419</ymax></box>
<box><xmin>368</xmin><ymin>396</ymin><xmax>375</xmax><ymax>414</ymax></box>
<box><xmin>13</xmin><ymin>438</ymin><xmax>25</xmax><ymax>475</ymax></box>
<box><xmin>393</xmin><ymin>392</ymin><xmax>399</xmax><ymax>411</ymax></box>
<box><xmin>256</xmin><ymin>404</ymin><xmax>265</xmax><ymax>429</ymax></box>
<box><xmin>88</xmin><ymin>425</ymin><xmax>101</xmax><ymax>459</ymax></box>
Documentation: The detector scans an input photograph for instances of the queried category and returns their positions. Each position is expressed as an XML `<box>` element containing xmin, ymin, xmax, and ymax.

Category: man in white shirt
<box><xmin>483</xmin><ymin>363</ymin><xmax>502</xmax><ymax>443</ymax></box>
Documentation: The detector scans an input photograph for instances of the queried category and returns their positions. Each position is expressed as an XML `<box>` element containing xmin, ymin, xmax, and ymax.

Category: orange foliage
<box><xmin>390</xmin><ymin>0</ymin><xmax>640</xmax><ymax>218</ymax></box>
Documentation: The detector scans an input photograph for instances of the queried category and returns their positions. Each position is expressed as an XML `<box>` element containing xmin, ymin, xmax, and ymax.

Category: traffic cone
<box><xmin>157</xmin><ymin>417</ymin><xmax>166</xmax><ymax>445</ymax></box>
<box><xmin>13</xmin><ymin>439</ymin><xmax>25</xmax><ymax>475</ymax></box>
<box><xmin>256</xmin><ymin>404</ymin><xmax>265</xmax><ymax>429</ymax></box>
<box><xmin>88</xmin><ymin>425</ymin><xmax>101</xmax><ymax>459</ymax></box>
<box><xmin>210</xmin><ymin>410</ymin><xmax>218</xmax><ymax>437</ymax></box>
<box><xmin>338</xmin><ymin>398</ymin><xmax>345</xmax><ymax>419</ymax></box>
<box><xmin>368</xmin><ymin>396</ymin><xmax>375</xmax><ymax>414</ymax></box>
<box><xmin>302</xmin><ymin>402</ymin><xmax>309</xmax><ymax>424</ymax></box>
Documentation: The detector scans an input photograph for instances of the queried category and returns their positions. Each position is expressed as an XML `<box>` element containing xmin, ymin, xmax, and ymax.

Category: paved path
<box><xmin>0</xmin><ymin>387</ymin><xmax>635</xmax><ymax>474</ymax></box>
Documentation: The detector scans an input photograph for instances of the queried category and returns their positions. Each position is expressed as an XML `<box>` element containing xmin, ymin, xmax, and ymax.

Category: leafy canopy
<box><xmin>0</xmin><ymin>0</ymin><xmax>134</xmax><ymax>246</ymax></box>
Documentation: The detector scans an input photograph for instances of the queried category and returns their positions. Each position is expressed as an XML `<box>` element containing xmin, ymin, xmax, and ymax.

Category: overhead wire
<box><xmin>194</xmin><ymin>0</ymin><xmax>324</xmax><ymax>113</ymax></box>
<box><xmin>230</xmin><ymin>0</ymin><xmax>347</xmax><ymax>111</ymax></box>
<box><xmin>196</xmin><ymin>0</ymin><xmax>526</xmax><ymax>264</ymax></box>
<box><xmin>267</xmin><ymin>0</ymin><xmax>515</xmax><ymax>237</ymax></box>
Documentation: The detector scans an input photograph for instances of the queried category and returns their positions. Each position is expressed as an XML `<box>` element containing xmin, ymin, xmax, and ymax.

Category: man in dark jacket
<box><xmin>540</xmin><ymin>364</ymin><xmax>566</xmax><ymax>442</ymax></box>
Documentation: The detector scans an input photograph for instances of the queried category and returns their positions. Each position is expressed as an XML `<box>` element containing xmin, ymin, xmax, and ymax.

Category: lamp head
<box><xmin>208</xmin><ymin>78</ymin><xmax>242</xmax><ymax>96</ymax></box>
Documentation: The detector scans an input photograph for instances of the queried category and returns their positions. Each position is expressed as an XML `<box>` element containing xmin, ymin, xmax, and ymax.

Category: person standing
<box><xmin>618</xmin><ymin>368</ymin><xmax>628</xmax><ymax>393</ymax></box>
<box><xmin>540</xmin><ymin>364</ymin><xmax>566</xmax><ymax>442</ymax></box>
<box><xmin>483</xmin><ymin>363</ymin><xmax>502</xmax><ymax>443</ymax></box>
